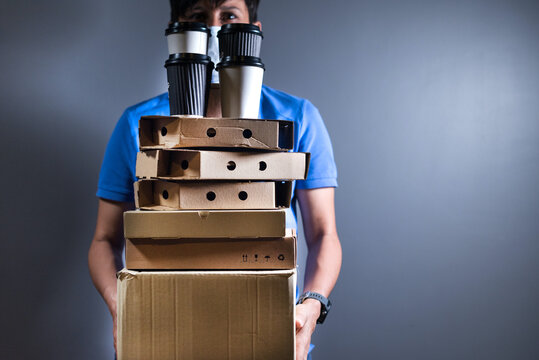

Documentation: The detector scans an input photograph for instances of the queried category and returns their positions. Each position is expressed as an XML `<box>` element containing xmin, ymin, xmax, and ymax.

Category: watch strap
<box><xmin>297</xmin><ymin>291</ymin><xmax>332</xmax><ymax>324</ymax></box>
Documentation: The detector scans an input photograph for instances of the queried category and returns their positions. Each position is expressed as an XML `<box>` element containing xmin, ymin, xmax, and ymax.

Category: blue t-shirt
<box><xmin>97</xmin><ymin>85</ymin><xmax>337</xmax><ymax>229</ymax></box>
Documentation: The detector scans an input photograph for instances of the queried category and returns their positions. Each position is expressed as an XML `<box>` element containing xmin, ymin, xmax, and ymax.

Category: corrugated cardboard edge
<box><xmin>304</xmin><ymin>152</ymin><xmax>311</xmax><ymax>179</ymax></box>
<box><xmin>133</xmin><ymin>181</ymin><xmax>142</xmax><ymax>209</ymax></box>
<box><xmin>117</xmin><ymin>268</ymin><xmax>296</xmax><ymax>277</ymax></box>
<box><xmin>275</xmin><ymin>181</ymin><xmax>293</xmax><ymax>208</ymax></box>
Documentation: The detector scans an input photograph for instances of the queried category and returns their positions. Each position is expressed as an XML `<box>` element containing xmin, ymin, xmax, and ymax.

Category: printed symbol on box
<box><xmin>278</xmin><ymin>254</ymin><xmax>285</xmax><ymax>261</ymax></box>
<box><xmin>264</xmin><ymin>255</ymin><xmax>270</xmax><ymax>262</ymax></box>
<box><xmin>254</xmin><ymin>254</ymin><xmax>258</xmax><ymax>262</ymax></box>
<box><xmin>242</xmin><ymin>254</ymin><xmax>248</xmax><ymax>262</ymax></box>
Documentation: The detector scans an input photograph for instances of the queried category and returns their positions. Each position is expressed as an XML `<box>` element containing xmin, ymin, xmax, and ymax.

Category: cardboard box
<box><xmin>124</xmin><ymin>209</ymin><xmax>286</xmax><ymax>239</ymax></box>
<box><xmin>134</xmin><ymin>179</ymin><xmax>293</xmax><ymax>210</ymax></box>
<box><xmin>136</xmin><ymin>149</ymin><xmax>310</xmax><ymax>180</ymax></box>
<box><xmin>139</xmin><ymin>115</ymin><xmax>294</xmax><ymax>151</ymax></box>
<box><xmin>117</xmin><ymin>269</ymin><xmax>296</xmax><ymax>360</ymax></box>
<box><xmin>126</xmin><ymin>229</ymin><xmax>297</xmax><ymax>270</ymax></box>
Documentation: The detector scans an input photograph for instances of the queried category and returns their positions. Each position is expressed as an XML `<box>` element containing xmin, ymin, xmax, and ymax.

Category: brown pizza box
<box><xmin>134</xmin><ymin>179</ymin><xmax>293</xmax><ymax>210</ymax></box>
<box><xmin>136</xmin><ymin>149</ymin><xmax>310</xmax><ymax>180</ymax></box>
<box><xmin>139</xmin><ymin>115</ymin><xmax>294</xmax><ymax>151</ymax></box>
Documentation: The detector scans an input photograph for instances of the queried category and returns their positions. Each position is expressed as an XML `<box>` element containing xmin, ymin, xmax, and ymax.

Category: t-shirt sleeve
<box><xmin>295</xmin><ymin>100</ymin><xmax>338</xmax><ymax>189</ymax></box>
<box><xmin>96</xmin><ymin>109</ymin><xmax>138</xmax><ymax>202</ymax></box>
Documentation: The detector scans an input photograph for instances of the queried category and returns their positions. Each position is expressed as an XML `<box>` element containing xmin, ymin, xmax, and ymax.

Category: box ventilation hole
<box><xmin>259</xmin><ymin>161</ymin><xmax>267</xmax><ymax>171</ymax></box>
<box><xmin>238</xmin><ymin>191</ymin><xmax>248</xmax><ymax>200</ymax></box>
<box><xmin>162</xmin><ymin>190</ymin><xmax>169</xmax><ymax>199</ymax></box>
<box><xmin>243</xmin><ymin>129</ymin><xmax>252</xmax><ymax>138</ymax></box>
<box><xmin>207</xmin><ymin>128</ymin><xmax>216</xmax><ymax>137</ymax></box>
<box><xmin>181</xmin><ymin>160</ymin><xmax>189</xmax><ymax>170</ymax></box>
<box><xmin>161</xmin><ymin>127</ymin><xmax>167</xmax><ymax>136</ymax></box>
<box><xmin>206</xmin><ymin>191</ymin><xmax>216</xmax><ymax>201</ymax></box>
<box><xmin>227</xmin><ymin>161</ymin><xmax>236</xmax><ymax>170</ymax></box>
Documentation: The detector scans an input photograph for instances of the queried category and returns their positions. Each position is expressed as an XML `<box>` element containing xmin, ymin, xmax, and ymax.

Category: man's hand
<box><xmin>88</xmin><ymin>199</ymin><xmax>133</xmax><ymax>356</ymax></box>
<box><xmin>106</xmin><ymin>286</ymin><xmax>118</xmax><ymax>354</ymax></box>
<box><xmin>295</xmin><ymin>299</ymin><xmax>322</xmax><ymax>360</ymax></box>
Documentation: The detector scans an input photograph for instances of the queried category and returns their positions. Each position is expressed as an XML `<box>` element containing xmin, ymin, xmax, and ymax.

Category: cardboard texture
<box><xmin>117</xmin><ymin>269</ymin><xmax>296</xmax><ymax>360</ymax></box>
<box><xmin>134</xmin><ymin>179</ymin><xmax>293</xmax><ymax>210</ymax></box>
<box><xmin>136</xmin><ymin>149</ymin><xmax>310</xmax><ymax>180</ymax></box>
<box><xmin>124</xmin><ymin>209</ymin><xmax>286</xmax><ymax>239</ymax></box>
<box><xmin>139</xmin><ymin>115</ymin><xmax>294</xmax><ymax>151</ymax></box>
<box><xmin>126</xmin><ymin>229</ymin><xmax>296</xmax><ymax>270</ymax></box>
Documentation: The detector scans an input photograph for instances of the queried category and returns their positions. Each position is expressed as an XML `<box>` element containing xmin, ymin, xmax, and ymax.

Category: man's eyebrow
<box><xmin>187</xmin><ymin>5</ymin><xmax>204</xmax><ymax>12</ymax></box>
<box><xmin>219</xmin><ymin>6</ymin><xmax>240</xmax><ymax>11</ymax></box>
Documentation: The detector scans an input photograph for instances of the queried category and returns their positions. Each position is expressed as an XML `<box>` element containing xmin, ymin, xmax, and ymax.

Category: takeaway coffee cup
<box><xmin>216</xmin><ymin>56</ymin><xmax>265</xmax><ymax>118</ymax></box>
<box><xmin>165</xmin><ymin>53</ymin><xmax>214</xmax><ymax>116</ymax></box>
<box><xmin>165</xmin><ymin>22</ymin><xmax>210</xmax><ymax>55</ymax></box>
<box><xmin>217</xmin><ymin>23</ymin><xmax>263</xmax><ymax>59</ymax></box>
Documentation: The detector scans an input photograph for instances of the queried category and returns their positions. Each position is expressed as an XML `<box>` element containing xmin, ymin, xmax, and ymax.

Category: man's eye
<box><xmin>221</xmin><ymin>12</ymin><xmax>237</xmax><ymax>21</ymax></box>
<box><xmin>188</xmin><ymin>12</ymin><xmax>206</xmax><ymax>21</ymax></box>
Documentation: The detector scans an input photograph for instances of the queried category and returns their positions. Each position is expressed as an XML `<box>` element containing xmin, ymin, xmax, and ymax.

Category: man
<box><xmin>88</xmin><ymin>1</ymin><xmax>342</xmax><ymax>359</ymax></box>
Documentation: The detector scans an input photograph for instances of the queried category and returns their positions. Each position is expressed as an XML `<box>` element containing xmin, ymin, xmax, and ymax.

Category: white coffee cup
<box><xmin>166</xmin><ymin>22</ymin><xmax>209</xmax><ymax>55</ymax></box>
<box><xmin>217</xmin><ymin>56</ymin><xmax>265</xmax><ymax>118</ymax></box>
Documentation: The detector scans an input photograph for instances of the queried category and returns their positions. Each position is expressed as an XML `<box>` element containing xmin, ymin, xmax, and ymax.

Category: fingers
<box><xmin>295</xmin><ymin>304</ymin><xmax>308</xmax><ymax>332</ymax></box>
<box><xmin>295</xmin><ymin>304</ymin><xmax>315</xmax><ymax>360</ymax></box>
<box><xmin>295</xmin><ymin>325</ymin><xmax>311</xmax><ymax>360</ymax></box>
<box><xmin>295</xmin><ymin>313</ymin><xmax>306</xmax><ymax>332</ymax></box>
<box><xmin>113</xmin><ymin>315</ymin><xmax>118</xmax><ymax>354</ymax></box>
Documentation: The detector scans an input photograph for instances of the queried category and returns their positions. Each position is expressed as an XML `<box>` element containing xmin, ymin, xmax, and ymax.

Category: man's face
<box><xmin>178</xmin><ymin>0</ymin><xmax>261</xmax><ymax>28</ymax></box>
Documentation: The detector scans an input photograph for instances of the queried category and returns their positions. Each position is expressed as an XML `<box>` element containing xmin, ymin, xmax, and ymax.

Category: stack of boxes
<box><xmin>116</xmin><ymin>115</ymin><xmax>310</xmax><ymax>359</ymax></box>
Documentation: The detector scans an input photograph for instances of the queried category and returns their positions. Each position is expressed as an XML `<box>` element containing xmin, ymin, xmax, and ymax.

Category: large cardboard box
<box><xmin>134</xmin><ymin>179</ymin><xmax>293</xmax><ymax>210</ymax></box>
<box><xmin>136</xmin><ymin>149</ymin><xmax>310</xmax><ymax>181</ymax></box>
<box><xmin>139</xmin><ymin>115</ymin><xmax>294</xmax><ymax>151</ymax></box>
<box><xmin>117</xmin><ymin>269</ymin><xmax>296</xmax><ymax>360</ymax></box>
<box><xmin>124</xmin><ymin>209</ymin><xmax>286</xmax><ymax>239</ymax></box>
<box><xmin>126</xmin><ymin>229</ymin><xmax>296</xmax><ymax>270</ymax></box>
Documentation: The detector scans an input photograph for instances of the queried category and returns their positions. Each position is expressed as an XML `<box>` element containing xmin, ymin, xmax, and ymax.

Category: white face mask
<box><xmin>208</xmin><ymin>26</ymin><xmax>221</xmax><ymax>83</ymax></box>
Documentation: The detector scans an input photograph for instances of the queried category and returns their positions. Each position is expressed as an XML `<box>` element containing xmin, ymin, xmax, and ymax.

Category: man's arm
<box><xmin>295</xmin><ymin>187</ymin><xmax>342</xmax><ymax>360</ymax></box>
<box><xmin>88</xmin><ymin>198</ymin><xmax>133</xmax><ymax>352</ymax></box>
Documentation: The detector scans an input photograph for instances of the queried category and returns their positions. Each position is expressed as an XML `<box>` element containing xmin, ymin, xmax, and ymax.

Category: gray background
<box><xmin>1</xmin><ymin>0</ymin><xmax>538</xmax><ymax>359</ymax></box>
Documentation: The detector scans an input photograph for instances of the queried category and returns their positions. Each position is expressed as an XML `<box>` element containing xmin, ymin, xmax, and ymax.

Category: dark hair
<box><xmin>170</xmin><ymin>0</ymin><xmax>260</xmax><ymax>23</ymax></box>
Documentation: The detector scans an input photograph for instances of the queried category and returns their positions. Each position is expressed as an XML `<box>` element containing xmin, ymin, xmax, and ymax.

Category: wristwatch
<box><xmin>296</xmin><ymin>291</ymin><xmax>332</xmax><ymax>324</ymax></box>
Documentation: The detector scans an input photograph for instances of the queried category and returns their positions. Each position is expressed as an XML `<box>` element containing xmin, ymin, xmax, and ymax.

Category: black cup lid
<box><xmin>165</xmin><ymin>53</ymin><xmax>214</xmax><ymax>67</ymax></box>
<box><xmin>216</xmin><ymin>55</ymin><xmax>265</xmax><ymax>70</ymax></box>
<box><xmin>217</xmin><ymin>23</ymin><xmax>263</xmax><ymax>38</ymax></box>
<box><xmin>165</xmin><ymin>22</ymin><xmax>210</xmax><ymax>35</ymax></box>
